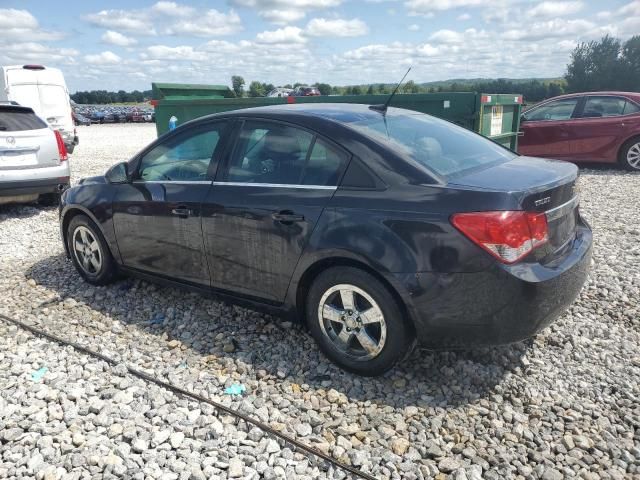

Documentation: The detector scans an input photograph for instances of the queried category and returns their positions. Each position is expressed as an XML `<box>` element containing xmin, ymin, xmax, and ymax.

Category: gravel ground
<box><xmin>1</xmin><ymin>124</ymin><xmax>639</xmax><ymax>479</ymax></box>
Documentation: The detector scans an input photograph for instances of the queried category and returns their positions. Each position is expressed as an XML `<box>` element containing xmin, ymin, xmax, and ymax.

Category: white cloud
<box><xmin>305</xmin><ymin>18</ymin><xmax>369</xmax><ymax>37</ymax></box>
<box><xmin>84</xmin><ymin>51</ymin><xmax>122</xmax><ymax>65</ymax></box>
<box><xmin>618</xmin><ymin>0</ymin><xmax>640</xmax><ymax>16</ymax></box>
<box><xmin>164</xmin><ymin>9</ymin><xmax>242</xmax><ymax>37</ymax></box>
<box><xmin>0</xmin><ymin>8</ymin><xmax>65</xmax><ymax>41</ymax></box>
<box><xmin>405</xmin><ymin>0</ymin><xmax>484</xmax><ymax>16</ymax></box>
<box><xmin>429</xmin><ymin>29</ymin><xmax>464</xmax><ymax>43</ymax></box>
<box><xmin>408</xmin><ymin>24</ymin><xmax>420</xmax><ymax>31</ymax></box>
<box><xmin>144</xmin><ymin>45</ymin><xmax>207</xmax><ymax>61</ymax></box>
<box><xmin>526</xmin><ymin>1</ymin><xmax>584</xmax><ymax>18</ymax></box>
<box><xmin>84</xmin><ymin>9</ymin><xmax>155</xmax><ymax>34</ymax></box>
<box><xmin>502</xmin><ymin>19</ymin><xmax>595</xmax><ymax>41</ymax></box>
<box><xmin>0</xmin><ymin>8</ymin><xmax>38</xmax><ymax>29</ymax></box>
<box><xmin>230</xmin><ymin>0</ymin><xmax>342</xmax><ymax>24</ymax></box>
<box><xmin>101</xmin><ymin>31</ymin><xmax>137</xmax><ymax>47</ymax></box>
<box><xmin>256</xmin><ymin>26</ymin><xmax>307</xmax><ymax>44</ymax></box>
<box><xmin>0</xmin><ymin>42</ymin><xmax>78</xmax><ymax>65</ymax></box>
<box><xmin>457</xmin><ymin>13</ymin><xmax>471</xmax><ymax>20</ymax></box>
<box><xmin>151</xmin><ymin>1</ymin><xmax>195</xmax><ymax>17</ymax></box>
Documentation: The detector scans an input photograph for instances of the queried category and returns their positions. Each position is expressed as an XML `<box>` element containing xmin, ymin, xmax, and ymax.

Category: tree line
<box><xmin>71</xmin><ymin>89</ymin><xmax>152</xmax><ymax>104</ymax></box>
<box><xmin>71</xmin><ymin>34</ymin><xmax>639</xmax><ymax>105</ymax></box>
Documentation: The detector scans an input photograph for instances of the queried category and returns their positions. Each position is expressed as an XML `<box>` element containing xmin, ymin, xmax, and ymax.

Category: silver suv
<box><xmin>0</xmin><ymin>103</ymin><xmax>70</xmax><ymax>205</ymax></box>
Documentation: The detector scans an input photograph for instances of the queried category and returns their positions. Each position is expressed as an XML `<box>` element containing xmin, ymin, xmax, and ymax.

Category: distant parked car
<box><xmin>267</xmin><ymin>88</ymin><xmax>293</xmax><ymax>98</ymax></box>
<box><xmin>0</xmin><ymin>104</ymin><xmax>69</xmax><ymax>205</ymax></box>
<box><xmin>519</xmin><ymin>91</ymin><xmax>640</xmax><ymax>170</ymax></box>
<box><xmin>292</xmin><ymin>86</ymin><xmax>321</xmax><ymax>97</ymax></box>
<box><xmin>72</xmin><ymin>111</ymin><xmax>91</xmax><ymax>126</ymax></box>
<box><xmin>89</xmin><ymin>111</ymin><xmax>105</xmax><ymax>124</ymax></box>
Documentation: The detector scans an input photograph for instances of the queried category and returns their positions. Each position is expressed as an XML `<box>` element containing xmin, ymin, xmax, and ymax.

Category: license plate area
<box><xmin>0</xmin><ymin>152</ymin><xmax>38</xmax><ymax>168</ymax></box>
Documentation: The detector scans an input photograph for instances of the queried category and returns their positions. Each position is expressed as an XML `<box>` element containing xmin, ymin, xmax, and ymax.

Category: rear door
<box><xmin>569</xmin><ymin>95</ymin><xmax>640</xmax><ymax>163</ymax></box>
<box><xmin>519</xmin><ymin>97</ymin><xmax>582</xmax><ymax>159</ymax></box>
<box><xmin>112</xmin><ymin>120</ymin><xmax>230</xmax><ymax>286</ymax></box>
<box><xmin>202</xmin><ymin>119</ymin><xmax>350</xmax><ymax>302</ymax></box>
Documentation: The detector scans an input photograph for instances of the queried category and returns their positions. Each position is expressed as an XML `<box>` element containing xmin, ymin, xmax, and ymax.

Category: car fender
<box><xmin>60</xmin><ymin>187</ymin><xmax>120</xmax><ymax>262</ymax></box>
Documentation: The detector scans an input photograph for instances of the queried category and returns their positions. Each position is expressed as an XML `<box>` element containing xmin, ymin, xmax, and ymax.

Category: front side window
<box><xmin>345</xmin><ymin>110</ymin><xmax>516</xmax><ymax>178</ymax></box>
<box><xmin>524</xmin><ymin>98</ymin><xmax>579</xmax><ymax>122</ymax></box>
<box><xmin>137</xmin><ymin>123</ymin><xmax>224</xmax><ymax>181</ymax></box>
<box><xmin>582</xmin><ymin>96</ymin><xmax>627</xmax><ymax>118</ymax></box>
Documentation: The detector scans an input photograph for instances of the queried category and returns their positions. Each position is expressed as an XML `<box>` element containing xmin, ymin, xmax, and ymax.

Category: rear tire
<box><xmin>306</xmin><ymin>266</ymin><xmax>413</xmax><ymax>376</ymax></box>
<box><xmin>620</xmin><ymin>136</ymin><xmax>640</xmax><ymax>171</ymax></box>
<box><xmin>67</xmin><ymin>214</ymin><xmax>118</xmax><ymax>285</ymax></box>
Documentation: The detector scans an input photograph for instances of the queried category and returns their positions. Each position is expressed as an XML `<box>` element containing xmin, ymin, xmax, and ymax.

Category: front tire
<box><xmin>620</xmin><ymin>136</ymin><xmax>640</xmax><ymax>171</ymax></box>
<box><xmin>67</xmin><ymin>214</ymin><xmax>118</xmax><ymax>285</ymax></box>
<box><xmin>306</xmin><ymin>266</ymin><xmax>413</xmax><ymax>376</ymax></box>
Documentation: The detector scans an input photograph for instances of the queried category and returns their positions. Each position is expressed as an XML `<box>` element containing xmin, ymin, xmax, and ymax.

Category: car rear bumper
<box><xmin>0</xmin><ymin>164</ymin><xmax>71</xmax><ymax>197</ymax></box>
<box><xmin>395</xmin><ymin>219</ymin><xmax>592</xmax><ymax>348</ymax></box>
<box><xmin>0</xmin><ymin>177</ymin><xmax>70</xmax><ymax>197</ymax></box>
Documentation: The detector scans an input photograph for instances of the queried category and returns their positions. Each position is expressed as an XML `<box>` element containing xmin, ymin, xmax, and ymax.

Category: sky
<box><xmin>0</xmin><ymin>0</ymin><xmax>638</xmax><ymax>93</ymax></box>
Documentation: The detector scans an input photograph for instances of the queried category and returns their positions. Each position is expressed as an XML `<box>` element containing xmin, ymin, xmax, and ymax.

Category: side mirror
<box><xmin>105</xmin><ymin>162</ymin><xmax>130</xmax><ymax>184</ymax></box>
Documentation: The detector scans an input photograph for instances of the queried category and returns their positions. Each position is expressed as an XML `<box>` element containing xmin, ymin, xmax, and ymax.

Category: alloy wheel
<box><xmin>317</xmin><ymin>284</ymin><xmax>387</xmax><ymax>361</ymax></box>
<box><xmin>627</xmin><ymin>142</ymin><xmax>640</xmax><ymax>170</ymax></box>
<box><xmin>72</xmin><ymin>226</ymin><xmax>103</xmax><ymax>275</ymax></box>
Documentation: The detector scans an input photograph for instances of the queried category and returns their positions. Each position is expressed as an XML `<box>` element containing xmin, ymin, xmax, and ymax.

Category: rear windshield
<box><xmin>0</xmin><ymin>108</ymin><xmax>47</xmax><ymax>132</ymax></box>
<box><xmin>345</xmin><ymin>110</ymin><xmax>517</xmax><ymax>178</ymax></box>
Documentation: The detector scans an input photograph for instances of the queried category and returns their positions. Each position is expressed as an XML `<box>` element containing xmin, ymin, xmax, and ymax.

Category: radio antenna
<box><xmin>369</xmin><ymin>66</ymin><xmax>412</xmax><ymax>114</ymax></box>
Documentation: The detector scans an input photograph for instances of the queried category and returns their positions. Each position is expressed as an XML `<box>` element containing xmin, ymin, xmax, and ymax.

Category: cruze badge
<box><xmin>6</xmin><ymin>136</ymin><xmax>15</xmax><ymax>145</ymax></box>
<box><xmin>534</xmin><ymin>196</ymin><xmax>551</xmax><ymax>207</ymax></box>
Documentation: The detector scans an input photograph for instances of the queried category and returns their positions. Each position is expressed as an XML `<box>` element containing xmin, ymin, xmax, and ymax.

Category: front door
<box><xmin>202</xmin><ymin>119</ymin><xmax>349</xmax><ymax>302</ymax></box>
<box><xmin>112</xmin><ymin>121</ymin><xmax>229</xmax><ymax>286</ymax></box>
<box><xmin>519</xmin><ymin>96</ymin><xmax>581</xmax><ymax>159</ymax></box>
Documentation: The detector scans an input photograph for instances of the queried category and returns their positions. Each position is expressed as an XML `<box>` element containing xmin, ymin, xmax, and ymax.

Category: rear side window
<box><xmin>0</xmin><ymin>109</ymin><xmax>47</xmax><ymax>132</ymax></box>
<box><xmin>225</xmin><ymin>121</ymin><xmax>347</xmax><ymax>186</ymax></box>
<box><xmin>346</xmin><ymin>111</ymin><xmax>516</xmax><ymax>178</ymax></box>
<box><xmin>582</xmin><ymin>96</ymin><xmax>626</xmax><ymax>117</ymax></box>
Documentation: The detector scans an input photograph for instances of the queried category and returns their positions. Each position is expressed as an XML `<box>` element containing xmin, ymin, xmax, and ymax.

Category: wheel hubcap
<box><xmin>627</xmin><ymin>142</ymin><xmax>640</xmax><ymax>169</ymax></box>
<box><xmin>318</xmin><ymin>284</ymin><xmax>387</xmax><ymax>361</ymax></box>
<box><xmin>72</xmin><ymin>226</ymin><xmax>102</xmax><ymax>275</ymax></box>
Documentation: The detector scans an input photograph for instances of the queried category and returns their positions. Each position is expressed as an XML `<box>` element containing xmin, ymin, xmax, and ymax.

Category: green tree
<box><xmin>314</xmin><ymin>83</ymin><xmax>332</xmax><ymax>95</ymax></box>
<box><xmin>231</xmin><ymin>75</ymin><xmax>245</xmax><ymax>98</ymax></box>
<box><xmin>566</xmin><ymin>35</ymin><xmax>623</xmax><ymax>92</ymax></box>
<box><xmin>621</xmin><ymin>35</ymin><xmax>640</xmax><ymax>91</ymax></box>
<box><xmin>248</xmin><ymin>81</ymin><xmax>265</xmax><ymax>97</ymax></box>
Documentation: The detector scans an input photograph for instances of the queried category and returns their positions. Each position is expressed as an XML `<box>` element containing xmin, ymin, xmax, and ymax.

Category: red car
<box><xmin>519</xmin><ymin>92</ymin><xmax>640</xmax><ymax>170</ymax></box>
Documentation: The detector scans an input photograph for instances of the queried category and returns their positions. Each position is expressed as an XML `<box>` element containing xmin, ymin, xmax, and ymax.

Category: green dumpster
<box><xmin>151</xmin><ymin>82</ymin><xmax>523</xmax><ymax>150</ymax></box>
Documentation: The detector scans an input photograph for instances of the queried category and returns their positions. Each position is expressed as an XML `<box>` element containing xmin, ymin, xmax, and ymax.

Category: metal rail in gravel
<box><xmin>0</xmin><ymin>312</ymin><xmax>378</xmax><ymax>480</ymax></box>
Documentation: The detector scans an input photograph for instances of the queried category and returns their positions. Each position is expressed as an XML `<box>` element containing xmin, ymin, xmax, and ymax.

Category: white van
<box><xmin>0</xmin><ymin>64</ymin><xmax>78</xmax><ymax>153</ymax></box>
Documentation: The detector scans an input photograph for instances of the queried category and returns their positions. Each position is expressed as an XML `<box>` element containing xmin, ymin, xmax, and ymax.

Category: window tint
<box><xmin>0</xmin><ymin>108</ymin><xmax>47</xmax><ymax>132</ymax></box>
<box><xmin>138</xmin><ymin>124</ymin><xmax>223</xmax><ymax>181</ymax></box>
<box><xmin>302</xmin><ymin>138</ymin><xmax>348</xmax><ymax>186</ymax></box>
<box><xmin>623</xmin><ymin>101</ymin><xmax>640</xmax><ymax>115</ymax></box>
<box><xmin>226</xmin><ymin>121</ymin><xmax>314</xmax><ymax>185</ymax></box>
<box><xmin>524</xmin><ymin>98</ymin><xmax>579</xmax><ymax>121</ymax></box>
<box><xmin>582</xmin><ymin>96</ymin><xmax>627</xmax><ymax>118</ymax></box>
<box><xmin>346</xmin><ymin>111</ymin><xmax>516</xmax><ymax>178</ymax></box>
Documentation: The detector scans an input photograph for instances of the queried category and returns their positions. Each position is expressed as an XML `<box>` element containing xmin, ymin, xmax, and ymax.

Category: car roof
<box><xmin>544</xmin><ymin>91</ymin><xmax>640</xmax><ymax>102</ymax></box>
<box><xmin>198</xmin><ymin>103</ymin><xmax>413</xmax><ymax>126</ymax></box>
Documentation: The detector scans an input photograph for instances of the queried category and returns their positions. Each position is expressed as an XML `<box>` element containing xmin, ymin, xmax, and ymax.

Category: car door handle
<box><xmin>272</xmin><ymin>211</ymin><xmax>304</xmax><ymax>223</ymax></box>
<box><xmin>171</xmin><ymin>207</ymin><xmax>191</xmax><ymax>218</ymax></box>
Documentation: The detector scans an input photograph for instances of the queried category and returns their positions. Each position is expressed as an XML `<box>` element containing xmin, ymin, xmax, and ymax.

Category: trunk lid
<box><xmin>450</xmin><ymin>156</ymin><xmax>580</xmax><ymax>261</ymax></box>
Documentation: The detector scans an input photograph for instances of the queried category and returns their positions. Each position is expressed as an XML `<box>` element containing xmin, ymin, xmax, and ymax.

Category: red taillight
<box><xmin>451</xmin><ymin>211</ymin><xmax>548</xmax><ymax>264</ymax></box>
<box><xmin>54</xmin><ymin>130</ymin><xmax>68</xmax><ymax>162</ymax></box>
